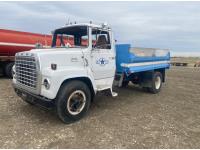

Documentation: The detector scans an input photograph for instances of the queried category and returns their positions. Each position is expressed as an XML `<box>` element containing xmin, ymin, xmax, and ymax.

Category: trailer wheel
<box><xmin>56</xmin><ymin>80</ymin><xmax>91</xmax><ymax>123</ymax></box>
<box><xmin>149</xmin><ymin>72</ymin><xmax>162</xmax><ymax>94</ymax></box>
<box><xmin>5</xmin><ymin>62</ymin><xmax>14</xmax><ymax>78</ymax></box>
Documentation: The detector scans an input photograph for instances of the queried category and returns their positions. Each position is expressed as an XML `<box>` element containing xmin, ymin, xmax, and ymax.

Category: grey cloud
<box><xmin>0</xmin><ymin>1</ymin><xmax>200</xmax><ymax>55</ymax></box>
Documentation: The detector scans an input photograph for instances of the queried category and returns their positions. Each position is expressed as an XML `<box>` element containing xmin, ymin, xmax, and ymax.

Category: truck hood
<box><xmin>30</xmin><ymin>47</ymin><xmax>83</xmax><ymax>54</ymax></box>
<box><xmin>17</xmin><ymin>48</ymin><xmax>85</xmax><ymax>72</ymax></box>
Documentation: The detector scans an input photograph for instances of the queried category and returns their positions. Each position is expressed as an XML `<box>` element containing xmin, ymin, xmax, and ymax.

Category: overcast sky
<box><xmin>0</xmin><ymin>1</ymin><xmax>200</xmax><ymax>56</ymax></box>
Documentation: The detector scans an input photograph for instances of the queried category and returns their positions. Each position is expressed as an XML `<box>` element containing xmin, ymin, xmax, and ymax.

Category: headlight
<box><xmin>43</xmin><ymin>78</ymin><xmax>50</xmax><ymax>90</ymax></box>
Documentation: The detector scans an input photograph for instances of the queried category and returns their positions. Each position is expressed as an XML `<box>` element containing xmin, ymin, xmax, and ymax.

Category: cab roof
<box><xmin>56</xmin><ymin>22</ymin><xmax>111</xmax><ymax>31</ymax></box>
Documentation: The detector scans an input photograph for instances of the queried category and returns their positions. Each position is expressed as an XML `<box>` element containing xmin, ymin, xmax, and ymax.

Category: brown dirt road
<box><xmin>0</xmin><ymin>67</ymin><xmax>200</xmax><ymax>148</ymax></box>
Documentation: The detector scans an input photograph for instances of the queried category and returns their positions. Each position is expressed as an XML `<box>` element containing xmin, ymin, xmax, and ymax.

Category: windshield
<box><xmin>51</xmin><ymin>25</ymin><xmax>89</xmax><ymax>48</ymax></box>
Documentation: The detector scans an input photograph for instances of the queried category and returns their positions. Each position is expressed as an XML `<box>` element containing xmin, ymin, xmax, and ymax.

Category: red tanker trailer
<box><xmin>0</xmin><ymin>28</ymin><xmax>88</xmax><ymax>78</ymax></box>
<box><xmin>0</xmin><ymin>29</ymin><xmax>54</xmax><ymax>77</ymax></box>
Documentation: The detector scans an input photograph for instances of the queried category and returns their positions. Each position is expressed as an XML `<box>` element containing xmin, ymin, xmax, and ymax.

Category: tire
<box><xmin>5</xmin><ymin>62</ymin><xmax>14</xmax><ymax>78</ymax></box>
<box><xmin>149</xmin><ymin>72</ymin><xmax>163</xmax><ymax>94</ymax></box>
<box><xmin>56</xmin><ymin>80</ymin><xmax>91</xmax><ymax>123</ymax></box>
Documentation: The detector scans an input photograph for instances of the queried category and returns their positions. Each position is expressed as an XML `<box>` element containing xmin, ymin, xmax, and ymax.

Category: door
<box><xmin>90</xmin><ymin>29</ymin><xmax>115</xmax><ymax>81</ymax></box>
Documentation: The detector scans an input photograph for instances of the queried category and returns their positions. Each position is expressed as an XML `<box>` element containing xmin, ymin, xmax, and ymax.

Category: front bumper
<box><xmin>13</xmin><ymin>84</ymin><xmax>55</xmax><ymax>110</ymax></box>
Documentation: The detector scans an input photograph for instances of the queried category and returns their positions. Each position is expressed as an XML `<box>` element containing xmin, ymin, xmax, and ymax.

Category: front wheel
<box><xmin>56</xmin><ymin>80</ymin><xmax>91</xmax><ymax>123</ymax></box>
<box><xmin>149</xmin><ymin>72</ymin><xmax>163</xmax><ymax>94</ymax></box>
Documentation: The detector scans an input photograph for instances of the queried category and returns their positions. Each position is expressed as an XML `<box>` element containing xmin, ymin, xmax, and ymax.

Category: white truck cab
<box><xmin>13</xmin><ymin>23</ymin><xmax>117</xmax><ymax>123</ymax></box>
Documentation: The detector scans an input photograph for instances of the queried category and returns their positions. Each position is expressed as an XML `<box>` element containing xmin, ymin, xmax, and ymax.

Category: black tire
<box><xmin>149</xmin><ymin>72</ymin><xmax>162</xmax><ymax>94</ymax></box>
<box><xmin>5</xmin><ymin>62</ymin><xmax>14</xmax><ymax>78</ymax></box>
<box><xmin>56</xmin><ymin>80</ymin><xmax>91</xmax><ymax>123</ymax></box>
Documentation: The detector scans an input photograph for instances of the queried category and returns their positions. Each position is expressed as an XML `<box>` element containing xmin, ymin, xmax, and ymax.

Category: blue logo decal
<box><xmin>96</xmin><ymin>58</ymin><xmax>109</xmax><ymax>66</ymax></box>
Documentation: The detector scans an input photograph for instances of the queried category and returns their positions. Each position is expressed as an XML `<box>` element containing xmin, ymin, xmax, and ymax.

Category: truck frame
<box><xmin>12</xmin><ymin>22</ymin><xmax>170</xmax><ymax>123</ymax></box>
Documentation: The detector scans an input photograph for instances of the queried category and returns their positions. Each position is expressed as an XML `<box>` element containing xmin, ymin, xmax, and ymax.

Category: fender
<box><xmin>40</xmin><ymin>66</ymin><xmax>97</xmax><ymax>99</ymax></box>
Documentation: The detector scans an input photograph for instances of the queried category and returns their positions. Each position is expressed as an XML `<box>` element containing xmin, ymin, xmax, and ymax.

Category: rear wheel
<box><xmin>5</xmin><ymin>62</ymin><xmax>14</xmax><ymax>78</ymax></box>
<box><xmin>149</xmin><ymin>72</ymin><xmax>162</xmax><ymax>94</ymax></box>
<box><xmin>56</xmin><ymin>80</ymin><xmax>91</xmax><ymax>123</ymax></box>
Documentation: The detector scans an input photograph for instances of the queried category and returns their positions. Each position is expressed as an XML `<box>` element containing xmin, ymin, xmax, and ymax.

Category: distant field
<box><xmin>171</xmin><ymin>57</ymin><xmax>200</xmax><ymax>67</ymax></box>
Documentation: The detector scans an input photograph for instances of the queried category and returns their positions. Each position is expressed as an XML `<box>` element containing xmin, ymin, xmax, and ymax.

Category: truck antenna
<box><xmin>66</xmin><ymin>18</ymin><xmax>70</xmax><ymax>25</ymax></box>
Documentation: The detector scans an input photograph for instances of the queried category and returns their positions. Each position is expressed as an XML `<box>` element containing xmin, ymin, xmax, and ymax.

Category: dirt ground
<box><xmin>0</xmin><ymin>67</ymin><xmax>200</xmax><ymax>148</ymax></box>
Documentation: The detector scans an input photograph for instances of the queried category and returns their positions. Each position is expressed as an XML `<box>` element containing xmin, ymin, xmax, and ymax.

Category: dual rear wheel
<box><xmin>145</xmin><ymin>71</ymin><xmax>163</xmax><ymax>94</ymax></box>
<box><xmin>127</xmin><ymin>71</ymin><xmax>163</xmax><ymax>94</ymax></box>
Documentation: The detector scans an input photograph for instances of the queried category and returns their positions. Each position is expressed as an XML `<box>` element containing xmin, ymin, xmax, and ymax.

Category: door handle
<box><xmin>109</xmin><ymin>57</ymin><xmax>115</xmax><ymax>60</ymax></box>
<box><xmin>84</xmin><ymin>58</ymin><xmax>89</xmax><ymax>66</ymax></box>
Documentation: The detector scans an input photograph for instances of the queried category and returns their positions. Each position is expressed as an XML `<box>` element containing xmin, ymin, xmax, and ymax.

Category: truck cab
<box><xmin>13</xmin><ymin>23</ymin><xmax>117</xmax><ymax>123</ymax></box>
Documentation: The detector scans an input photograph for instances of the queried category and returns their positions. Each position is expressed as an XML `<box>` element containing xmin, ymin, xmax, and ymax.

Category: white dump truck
<box><xmin>12</xmin><ymin>22</ymin><xmax>170</xmax><ymax>123</ymax></box>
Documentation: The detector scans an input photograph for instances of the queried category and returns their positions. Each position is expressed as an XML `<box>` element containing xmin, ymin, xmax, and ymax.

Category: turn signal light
<box><xmin>51</xmin><ymin>64</ymin><xmax>57</xmax><ymax>70</ymax></box>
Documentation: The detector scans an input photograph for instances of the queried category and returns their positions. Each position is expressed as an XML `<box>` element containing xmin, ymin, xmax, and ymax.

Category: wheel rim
<box><xmin>155</xmin><ymin>76</ymin><xmax>161</xmax><ymax>90</ymax></box>
<box><xmin>67</xmin><ymin>90</ymin><xmax>86</xmax><ymax>115</ymax></box>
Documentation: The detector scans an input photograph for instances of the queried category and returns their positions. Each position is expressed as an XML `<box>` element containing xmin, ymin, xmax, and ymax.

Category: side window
<box><xmin>55</xmin><ymin>34</ymin><xmax>74</xmax><ymax>47</ymax></box>
<box><xmin>92</xmin><ymin>29</ymin><xmax>111</xmax><ymax>49</ymax></box>
<box><xmin>81</xmin><ymin>35</ymin><xmax>88</xmax><ymax>46</ymax></box>
<box><xmin>74</xmin><ymin>35</ymin><xmax>89</xmax><ymax>47</ymax></box>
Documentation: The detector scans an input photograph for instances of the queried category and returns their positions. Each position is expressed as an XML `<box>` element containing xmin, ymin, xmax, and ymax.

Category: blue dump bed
<box><xmin>115</xmin><ymin>44</ymin><xmax>170</xmax><ymax>74</ymax></box>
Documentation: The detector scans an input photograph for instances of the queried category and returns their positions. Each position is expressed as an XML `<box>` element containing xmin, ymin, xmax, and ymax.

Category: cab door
<box><xmin>90</xmin><ymin>29</ymin><xmax>115</xmax><ymax>82</ymax></box>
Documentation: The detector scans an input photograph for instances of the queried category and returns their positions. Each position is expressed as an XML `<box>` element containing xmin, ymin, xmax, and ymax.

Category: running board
<box><xmin>110</xmin><ymin>88</ymin><xmax>118</xmax><ymax>97</ymax></box>
<box><xmin>100</xmin><ymin>88</ymin><xmax>118</xmax><ymax>97</ymax></box>
<box><xmin>111</xmin><ymin>91</ymin><xmax>118</xmax><ymax>97</ymax></box>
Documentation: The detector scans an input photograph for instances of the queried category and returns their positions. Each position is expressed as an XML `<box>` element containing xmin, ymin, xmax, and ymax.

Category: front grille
<box><xmin>15</xmin><ymin>55</ymin><xmax>38</xmax><ymax>89</ymax></box>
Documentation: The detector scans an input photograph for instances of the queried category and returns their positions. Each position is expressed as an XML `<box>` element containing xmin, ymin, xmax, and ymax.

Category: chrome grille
<box><xmin>15</xmin><ymin>55</ymin><xmax>38</xmax><ymax>89</ymax></box>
